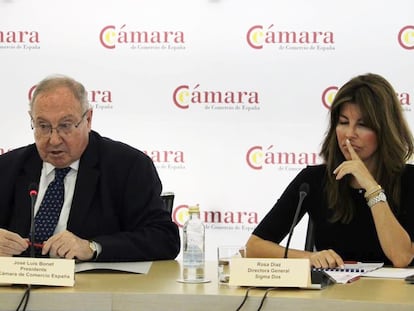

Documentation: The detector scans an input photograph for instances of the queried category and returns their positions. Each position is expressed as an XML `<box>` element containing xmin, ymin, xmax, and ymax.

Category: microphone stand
<box><xmin>282</xmin><ymin>183</ymin><xmax>335</xmax><ymax>288</ymax></box>
<box><xmin>16</xmin><ymin>183</ymin><xmax>38</xmax><ymax>311</ymax></box>
<box><xmin>29</xmin><ymin>185</ymin><xmax>38</xmax><ymax>258</ymax></box>
<box><xmin>283</xmin><ymin>189</ymin><xmax>307</xmax><ymax>259</ymax></box>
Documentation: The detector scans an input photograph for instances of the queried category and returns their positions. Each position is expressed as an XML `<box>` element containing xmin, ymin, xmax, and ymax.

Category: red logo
<box><xmin>321</xmin><ymin>86</ymin><xmax>338</xmax><ymax>109</ymax></box>
<box><xmin>321</xmin><ymin>86</ymin><xmax>411</xmax><ymax>110</ymax></box>
<box><xmin>144</xmin><ymin>150</ymin><xmax>185</xmax><ymax>164</ymax></box>
<box><xmin>0</xmin><ymin>30</ymin><xmax>40</xmax><ymax>43</ymax></box>
<box><xmin>173</xmin><ymin>84</ymin><xmax>260</xmax><ymax>110</ymax></box>
<box><xmin>246</xmin><ymin>24</ymin><xmax>335</xmax><ymax>50</ymax></box>
<box><xmin>99</xmin><ymin>24</ymin><xmax>185</xmax><ymax>49</ymax></box>
<box><xmin>398</xmin><ymin>25</ymin><xmax>414</xmax><ymax>50</ymax></box>
<box><xmin>246</xmin><ymin>145</ymin><xmax>319</xmax><ymax>170</ymax></box>
<box><xmin>172</xmin><ymin>204</ymin><xmax>258</xmax><ymax>228</ymax></box>
<box><xmin>28</xmin><ymin>85</ymin><xmax>113</xmax><ymax>109</ymax></box>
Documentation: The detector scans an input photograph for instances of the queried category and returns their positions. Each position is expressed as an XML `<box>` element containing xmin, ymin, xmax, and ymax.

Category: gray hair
<box><xmin>30</xmin><ymin>74</ymin><xmax>90</xmax><ymax>112</ymax></box>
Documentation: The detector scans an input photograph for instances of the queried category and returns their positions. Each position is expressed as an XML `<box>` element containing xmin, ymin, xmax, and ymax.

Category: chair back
<box><xmin>161</xmin><ymin>192</ymin><xmax>175</xmax><ymax>215</ymax></box>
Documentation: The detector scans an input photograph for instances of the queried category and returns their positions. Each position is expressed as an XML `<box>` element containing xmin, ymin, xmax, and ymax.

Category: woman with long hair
<box><xmin>246</xmin><ymin>73</ymin><xmax>414</xmax><ymax>268</ymax></box>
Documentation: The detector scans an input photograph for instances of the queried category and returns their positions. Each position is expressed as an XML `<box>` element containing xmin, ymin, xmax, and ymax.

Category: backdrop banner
<box><xmin>1</xmin><ymin>0</ymin><xmax>413</xmax><ymax>259</ymax></box>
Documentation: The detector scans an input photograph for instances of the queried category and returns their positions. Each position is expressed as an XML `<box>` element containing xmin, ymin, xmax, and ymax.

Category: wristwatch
<box><xmin>367</xmin><ymin>191</ymin><xmax>387</xmax><ymax>208</ymax></box>
<box><xmin>88</xmin><ymin>240</ymin><xmax>98</xmax><ymax>260</ymax></box>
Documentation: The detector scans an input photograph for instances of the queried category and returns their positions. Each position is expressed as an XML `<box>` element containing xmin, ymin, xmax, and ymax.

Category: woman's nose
<box><xmin>345</xmin><ymin>126</ymin><xmax>356</xmax><ymax>138</ymax></box>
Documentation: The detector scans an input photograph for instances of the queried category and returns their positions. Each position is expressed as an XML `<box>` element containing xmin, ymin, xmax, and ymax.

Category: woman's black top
<box><xmin>253</xmin><ymin>164</ymin><xmax>414</xmax><ymax>266</ymax></box>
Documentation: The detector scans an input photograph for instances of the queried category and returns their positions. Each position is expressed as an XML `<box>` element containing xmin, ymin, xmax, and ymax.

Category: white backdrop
<box><xmin>1</xmin><ymin>0</ymin><xmax>414</xmax><ymax>260</ymax></box>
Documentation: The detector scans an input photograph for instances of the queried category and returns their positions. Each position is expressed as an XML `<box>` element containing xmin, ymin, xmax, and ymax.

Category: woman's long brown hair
<box><xmin>320</xmin><ymin>73</ymin><xmax>414</xmax><ymax>223</ymax></box>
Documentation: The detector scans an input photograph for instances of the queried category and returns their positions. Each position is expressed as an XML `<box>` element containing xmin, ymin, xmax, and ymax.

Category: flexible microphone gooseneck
<box><xmin>281</xmin><ymin>183</ymin><xmax>334</xmax><ymax>287</ymax></box>
<box><xmin>283</xmin><ymin>182</ymin><xmax>309</xmax><ymax>259</ymax></box>
<box><xmin>28</xmin><ymin>183</ymin><xmax>38</xmax><ymax>258</ymax></box>
<box><xmin>15</xmin><ymin>183</ymin><xmax>39</xmax><ymax>311</ymax></box>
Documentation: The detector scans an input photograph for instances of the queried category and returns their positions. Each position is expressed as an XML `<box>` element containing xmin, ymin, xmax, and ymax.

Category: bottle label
<box><xmin>186</xmin><ymin>231</ymin><xmax>203</xmax><ymax>247</ymax></box>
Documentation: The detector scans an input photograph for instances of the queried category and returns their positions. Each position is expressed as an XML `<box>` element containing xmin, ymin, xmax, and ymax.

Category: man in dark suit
<box><xmin>0</xmin><ymin>75</ymin><xmax>180</xmax><ymax>261</ymax></box>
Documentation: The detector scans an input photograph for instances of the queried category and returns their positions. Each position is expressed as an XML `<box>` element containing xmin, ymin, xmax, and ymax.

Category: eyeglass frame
<box><xmin>30</xmin><ymin>110</ymin><xmax>89</xmax><ymax>137</ymax></box>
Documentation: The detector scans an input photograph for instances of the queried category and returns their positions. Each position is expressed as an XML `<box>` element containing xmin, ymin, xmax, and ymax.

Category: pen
<box><xmin>27</xmin><ymin>241</ymin><xmax>44</xmax><ymax>248</ymax></box>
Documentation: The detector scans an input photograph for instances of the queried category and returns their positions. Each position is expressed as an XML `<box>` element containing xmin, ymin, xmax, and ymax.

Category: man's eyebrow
<box><xmin>35</xmin><ymin>114</ymin><xmax>78</xmax><ymax>122</ymax></box>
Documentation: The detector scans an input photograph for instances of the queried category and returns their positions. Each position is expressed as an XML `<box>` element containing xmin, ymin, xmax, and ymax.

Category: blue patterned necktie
<box><xmin>34</xmin><ymin>167</ymin><xmax>71</xmax><ymax>244</ymax></box>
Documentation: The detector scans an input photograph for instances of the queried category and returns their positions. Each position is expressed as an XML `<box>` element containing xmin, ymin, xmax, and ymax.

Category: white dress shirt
<box><xmin>34</xmin><ymin>161</ymin><xmax>79</xmax><ymax>235</ymax></box>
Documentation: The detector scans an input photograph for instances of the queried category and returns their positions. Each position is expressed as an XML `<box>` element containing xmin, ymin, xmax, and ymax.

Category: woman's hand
<box><xmin>333</xmin><ymin>139</ymin><xmax>378</xmax><ymax>191</ymax></box>
<box><xmin>309</xmin><ymin>249</ymin><xmax>344</xmax><ymax>269</ymax></box>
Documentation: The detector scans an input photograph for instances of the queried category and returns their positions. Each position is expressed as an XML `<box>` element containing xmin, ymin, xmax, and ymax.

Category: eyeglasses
<box><xmin>31</xmin><ymin>110</ymin><xmax>88</xmax><ymax>137</ymax></box>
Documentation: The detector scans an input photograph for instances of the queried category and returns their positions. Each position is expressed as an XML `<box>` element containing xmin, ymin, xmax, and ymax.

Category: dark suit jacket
<box><xmin>0</xmin><ymin>130</ymin><xmax>180</xmax><ymax>261</ymax></box>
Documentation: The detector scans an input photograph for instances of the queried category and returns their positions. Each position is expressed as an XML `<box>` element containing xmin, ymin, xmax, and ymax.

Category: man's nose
<box><xmin>48</xmin><ymin>128</ymin><xmax>63</xmax><ymax>144</ymax></box>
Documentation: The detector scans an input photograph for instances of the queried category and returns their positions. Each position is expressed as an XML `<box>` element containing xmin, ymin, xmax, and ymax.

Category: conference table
<box><xmin>1</xmin><ymin>260</ymin><xmax>413</xmax><ymax>311</ymax></box>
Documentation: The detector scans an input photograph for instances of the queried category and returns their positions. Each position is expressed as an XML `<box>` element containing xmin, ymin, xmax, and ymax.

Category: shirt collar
<box><xmin>43</xmin><ymin>160</ymin><xmax>80</xmax><ymax>176</ymax></box>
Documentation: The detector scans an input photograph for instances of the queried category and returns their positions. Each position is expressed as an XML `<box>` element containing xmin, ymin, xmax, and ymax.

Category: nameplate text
<box><xmin>229</xmin><ymin>258</ymin><xmax>310</xmax><ymax>287</ymax></box>
<box><xmin>0</xmin><ymin>257</ymin><xmax>75</xmax><ymax>286</ymax></box>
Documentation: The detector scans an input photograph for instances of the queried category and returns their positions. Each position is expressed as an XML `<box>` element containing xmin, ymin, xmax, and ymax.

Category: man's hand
<box><xmin>42</xmin><ymin>230</ymin><xmax>95</xmax><ymax>261</ymax></box>
<box><xmin>0</xmin><ymin>228</ymin><xmax>28</xmax><ymax>257</ymax></box>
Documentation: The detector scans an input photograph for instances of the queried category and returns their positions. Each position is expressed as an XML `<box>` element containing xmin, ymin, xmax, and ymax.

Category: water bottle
<box><xmin>182</xmin><ymin>205</ymin><xmax>205</xmax><ymax>282</ymax></box>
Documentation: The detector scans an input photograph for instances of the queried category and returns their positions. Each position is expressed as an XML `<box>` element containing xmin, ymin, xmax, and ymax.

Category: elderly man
<box><xmin>0</xmin><ymin>74</ymin><xmax>180</xmax><ymax>262</ymax></box>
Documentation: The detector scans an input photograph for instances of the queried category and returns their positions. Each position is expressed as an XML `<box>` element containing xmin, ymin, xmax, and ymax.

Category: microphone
<box><xmin>28</xmin><ymin>182</ymin><xmax>38</xmax><ymax>258</ymax></box>
<box><xmin>283</xmin><ymin>182</ymin><xmax>309</xmax><ymax>259</ymax></box>
<box><xmin>281</xmin><ymin>182</ymin><xmax>335</xmax><ymax>288</ymax></box>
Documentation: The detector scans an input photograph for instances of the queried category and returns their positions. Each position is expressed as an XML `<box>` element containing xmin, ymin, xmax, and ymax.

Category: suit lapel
<box><xmin>12</xmin><ymin>149</ymin><xmax>42</xmax><ymax>235</ymax></box>
<box><xmin>67</xmin><ymin>132</ymin><xmax>100</xmax><ymax>232</ymax></box>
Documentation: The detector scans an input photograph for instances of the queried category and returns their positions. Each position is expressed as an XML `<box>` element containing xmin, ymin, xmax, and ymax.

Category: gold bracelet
<box><xmin>364</xmin><ymin>185</ymin><xmax>382</xmax><ymax>199</ymax></box>
<box><xmin>365</xmin><ymin>189</ymin><xmax>383</xmax><ymax>201</ymax></box>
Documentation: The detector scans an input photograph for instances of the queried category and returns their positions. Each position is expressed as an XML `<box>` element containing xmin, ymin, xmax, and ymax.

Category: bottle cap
<box><xmin>188</xmin><ymin>205</ymin><xmax>200</xmax><ymax>213</ymax></box>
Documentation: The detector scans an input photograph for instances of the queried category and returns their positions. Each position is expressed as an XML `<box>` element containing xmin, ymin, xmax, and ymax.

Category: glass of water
<box><xmin>217</xmin><ymin>245</ymin><xmax>246</xmax><ymax>284</ymax></box>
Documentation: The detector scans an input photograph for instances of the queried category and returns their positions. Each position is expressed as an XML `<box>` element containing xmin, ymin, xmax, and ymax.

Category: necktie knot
<box><xmin>55</xmin><ymin>167</ymin><xmax>71</xmax><ymax>181</ymax></box>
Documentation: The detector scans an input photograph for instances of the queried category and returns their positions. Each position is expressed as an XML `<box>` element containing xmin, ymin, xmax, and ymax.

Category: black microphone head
<box><xmin>299</xmin><ymin>183</ymin><xmax>310</xmax><ymax>195</ymax></box>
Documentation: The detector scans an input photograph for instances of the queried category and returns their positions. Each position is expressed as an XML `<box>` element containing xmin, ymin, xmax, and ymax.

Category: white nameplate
<box><xmin>0</xmin><ymin>257</ymin><xmax>75</xmax><ymax>286</ymax></box>
<box><xmin>229</xmin><ymin>258</ymin><xmax>310</xmax><ymax>287</ymax></box>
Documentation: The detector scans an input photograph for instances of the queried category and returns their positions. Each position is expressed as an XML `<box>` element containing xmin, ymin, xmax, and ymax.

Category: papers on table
<box><xmin>319</xmin><ymin>262</ymin><xmax>384</xmax><ymax>273</ymax></box>
<box><xmin>364</xmin><ymin>267</ymin><xmax>414</xmax><ymax>279</ymax></box>
<box><xmin>314</xmin><ymin>262</ymin><xmax>384</xmax><ymax>284</ymax></box>
<box><xmin>75</xmin><ymin>261</ymin><xmax>152</xmax><ymax>274</ymax></box>
<box><xmin>316</xmin><ymin>262</ymin><xmax>414</xmax><ymax>283</ymax></box>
